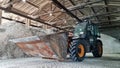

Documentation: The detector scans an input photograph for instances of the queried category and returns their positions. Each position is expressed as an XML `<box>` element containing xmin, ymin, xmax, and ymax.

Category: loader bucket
<box><xmin>10</xmin><ymin>32</ymin><xmax>68</xmax><ymax>60</ymax></box>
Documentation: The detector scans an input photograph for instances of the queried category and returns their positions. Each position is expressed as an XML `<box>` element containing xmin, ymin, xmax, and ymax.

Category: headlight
<box><xmin>80</xmin><ymin>32</ymin><xmax>84</xmax><ymax>34</ymax></box>
<box><xmin>72</xmin><ymin>36</ymin><xmax>79</xmax><ymax>39</ymax></box>
<box><xmin>73</xmin><ymin>33</ymin><xmax>79</xmax><ymax>39</ymax></box>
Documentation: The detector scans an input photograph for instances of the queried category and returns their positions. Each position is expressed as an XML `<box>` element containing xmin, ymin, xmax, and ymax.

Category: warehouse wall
<box><xmin>100</xmin><ymin>27</ymin><xmax>120</xmax><ymax>54</ymax></box>
<box><xmin>101</xmin><ymin>27</ymin><xmax>120</xmax><ymax>40</ymax></box>
<box><xmin>101</xmin><ymin>34</ymin><xmax>120</xmax><ymax>54</ymax></box>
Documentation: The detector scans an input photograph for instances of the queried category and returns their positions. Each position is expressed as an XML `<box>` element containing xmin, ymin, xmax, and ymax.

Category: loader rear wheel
<box><xmin>70</xmin><ymin>39</ymin><xmax>86</xmax><ymax>61</ymax></box>
<box><xmin>92</xmin><ymin>40</ymin><xmax>103</xmax><ymax>57</ymax></box>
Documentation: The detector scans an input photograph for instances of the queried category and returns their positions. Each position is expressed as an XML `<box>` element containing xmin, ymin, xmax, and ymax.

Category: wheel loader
<box><xmin>10</xmin><ymin>20</ymin><xmax>103</xmax><ymax>62</ymax></box>
<box><xmin>68</xmin><ymin>20</ymin><xmax>103</xmax><ymax>61</ymax></box>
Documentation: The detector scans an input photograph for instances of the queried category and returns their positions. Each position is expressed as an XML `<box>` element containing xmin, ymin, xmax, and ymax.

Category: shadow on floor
<box><xmin>85</xmin><ymin>55</ymin><xmax>120</xmax><ymax>61</ymax></box>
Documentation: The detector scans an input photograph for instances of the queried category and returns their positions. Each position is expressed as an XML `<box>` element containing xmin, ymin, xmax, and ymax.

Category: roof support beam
<box><xmin>68</xmin><ymin>0</ymin><xmax>103</xmax><ymax>11</ymax></box>
<box><xmin>69</xmin><ymin>0</ymin><xmax>84</xmax><ymax>15</ymax></box>
<box><xmin>90</xmin><ymin>7</ymin><xmax>98</xmax><ymax>18</ymax></box>
<box><xmin>26</xmin><ymin>1</ymin><xmax>39</xmax><ymax>8</ymax></box>
<box><xmin>52</xmin><ymin>0</ymin><xmax>82</xmax><ymax>22</ymax></box>
<box><xmin>104</xmin><ymin>0</ymin><xmax>111</xmax><ymax>24</ymax></box>
<box><xmin>0</xmin><ymin>9</ymin><xmax>2</xmax><ymax>24</ymax></box>
<box><xmin>2</xmin><ymin>16</ymin><xmax>42</xmax><ymax>28</ymax></box>
<box><xmin>82</xmin><ymin>10</ymin><xmax>120</xmax><ymax>20</ymax></box>
<box><xmin>90</xmin><ymin>5</ymin><xmax>100</xmax><ymax>23</ymax></box>
<box><xmin>95</xmin><ymin>7</ymin><xmax>105</xmax><ymax>13</ymax></box>
<box><xmin>0</xmin><ymin>7</ymin><xmax>64</xmax><ymax>30</ymax></box>
<box><xmin>97</xmin><ymin>18</ymin><xmax>120</xmax><ymax>24</ymax></box>
<box><xmin>86</xmin><ymin>0</ymin><xmax>100</xmax><ymax>22</ymax></box>
<box><xmin>99</xmin><ymin>24</ymin><xmax>120</xmax><ymax>29</ymax></box>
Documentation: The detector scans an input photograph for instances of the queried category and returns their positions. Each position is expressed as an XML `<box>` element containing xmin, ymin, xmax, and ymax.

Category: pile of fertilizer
<box><xmin>0</xmin><ymin>21</ymin><xmax>46</xmax><ymax>59</ymax></box>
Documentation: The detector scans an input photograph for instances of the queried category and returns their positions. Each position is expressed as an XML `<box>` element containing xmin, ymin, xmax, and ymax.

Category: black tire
<box><xmin>92</xmin><ymin>40</ymin><xmax>103</xmax><ymax>57</ymax></box>
<box><xmin>69</xmin><ymin>39</ymin><xmax>86</xmax><ymax>61</ymax></box>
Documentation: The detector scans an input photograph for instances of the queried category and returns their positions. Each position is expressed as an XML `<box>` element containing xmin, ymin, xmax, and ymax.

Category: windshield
<box><xmin>74</xmin><ymin>22</ymin><xmax>87</xmax><ymax>36</ymax></box>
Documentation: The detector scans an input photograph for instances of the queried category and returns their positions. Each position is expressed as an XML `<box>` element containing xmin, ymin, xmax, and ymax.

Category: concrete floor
<box><xmin>0</xmin><ymin>53</ymin><xmax>120</xmax><ymax>68</ymax></box>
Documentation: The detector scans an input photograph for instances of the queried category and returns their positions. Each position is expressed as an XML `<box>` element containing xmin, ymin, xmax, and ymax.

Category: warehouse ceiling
<box><xmin>0</xmin><ymin>0</ymin><xmax>120</xmax><ymax>31</ymax></box>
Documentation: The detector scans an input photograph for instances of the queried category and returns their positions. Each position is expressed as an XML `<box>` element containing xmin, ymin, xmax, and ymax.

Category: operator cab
<box><xmin>73</xmin><ymin>20</ymin><xmax>100</xmax><ymax>39</ymax></box>
<box><xmin>73</xmin><ymin>20</ymin><xmax>88</xmax><ymax>39</ymax></box>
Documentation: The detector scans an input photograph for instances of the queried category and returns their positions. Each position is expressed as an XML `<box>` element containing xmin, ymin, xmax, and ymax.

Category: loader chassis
<box><xmin>69</xmin><ymin>20</ymin><xmax>103</xmax><ymax>61</ymax></box>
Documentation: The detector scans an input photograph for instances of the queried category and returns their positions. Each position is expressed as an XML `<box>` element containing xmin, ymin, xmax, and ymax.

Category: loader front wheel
<box><xmin>70</xmin><ymin>39</ymin><xmax>86</xmax><ymax>61</ymax></box>
<box><xmin>92</xmin><ymin>40</ymin><xmax>103</xmax><ymax>57</ymax></box>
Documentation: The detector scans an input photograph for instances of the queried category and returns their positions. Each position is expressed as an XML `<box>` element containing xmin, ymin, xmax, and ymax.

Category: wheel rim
<box><xmin>78</xmin><ymin>44</ymin><xmax>84</xmax><ymax>57</ymax></box>
<box><xmin>98</xmin><ymin>45</ymin><xmax>102</xmax><ymax>55</ymax></box>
